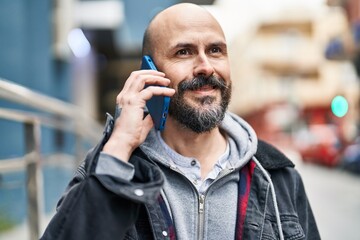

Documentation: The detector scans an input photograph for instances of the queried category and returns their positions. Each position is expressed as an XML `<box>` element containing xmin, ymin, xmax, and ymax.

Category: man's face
<box><xmin>151</xmin><ymin>7</ymin><xmax>232</xmax><ymax>132</ymax></box>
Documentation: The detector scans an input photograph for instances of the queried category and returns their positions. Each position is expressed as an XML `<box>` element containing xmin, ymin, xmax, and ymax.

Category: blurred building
<box><xmin>328</xmin><ymin>0</ymin><xmax>360</xmax><ymax>78</ymax></box>
<box><xmin>203</xmin><ymin>0</ymin><xmax>360</xmax><ymax>166</ymax></box>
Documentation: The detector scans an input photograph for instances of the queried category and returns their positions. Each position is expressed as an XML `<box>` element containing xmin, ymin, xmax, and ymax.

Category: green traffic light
<box><xmin>331</xmin><ymin>95</ymin><xmax>348</xmax><ymax>118</ymax></box>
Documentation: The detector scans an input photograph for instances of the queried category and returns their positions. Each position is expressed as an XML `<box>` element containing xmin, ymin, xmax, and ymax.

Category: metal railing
<box><xmin>0</xmin><ymin>78</ymin><xmax>103</xmax><ymax>240</ymax></box>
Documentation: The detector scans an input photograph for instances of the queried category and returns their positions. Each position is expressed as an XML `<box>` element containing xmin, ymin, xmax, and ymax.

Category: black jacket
<box><xmin>41</xmin><ymin>119</ymin><xmax>320</xmax><ymax>240</ymax></box>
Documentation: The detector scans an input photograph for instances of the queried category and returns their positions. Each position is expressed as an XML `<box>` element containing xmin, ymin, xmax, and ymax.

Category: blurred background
<box><xmin>1</xmin><ymin>0</ymin><xmax>360</xmax><ymax>239</ymax></box>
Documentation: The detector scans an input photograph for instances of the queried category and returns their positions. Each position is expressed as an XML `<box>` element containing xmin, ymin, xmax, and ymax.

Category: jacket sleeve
<box><xmin>55</xmin><ymin>152</ymin><xmax>136</xmax><ymax>210</ymax></box>
<box><xmin>41</xmin><ymin>114</ymin><xmax>164</xmax><ymax>240</ymax></box>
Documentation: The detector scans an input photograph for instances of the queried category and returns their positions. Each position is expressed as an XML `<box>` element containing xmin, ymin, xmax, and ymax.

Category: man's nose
<box><xmin>193</xmin><ymin>54</ymin><xmax>214</xmax><ymax>78</ymax></box>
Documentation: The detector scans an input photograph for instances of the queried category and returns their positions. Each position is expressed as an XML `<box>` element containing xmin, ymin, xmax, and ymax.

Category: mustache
<box><xmin>177</xmin><ymin>75</ymin><xmax>228</xmax><ymax>93</ymax></box>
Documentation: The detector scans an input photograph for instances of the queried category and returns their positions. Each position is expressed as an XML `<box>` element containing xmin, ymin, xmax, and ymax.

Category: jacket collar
<box><xmin>254</xmin><ymin>140</ymin><xmax>295</xmax><ymax>170</ymax></box>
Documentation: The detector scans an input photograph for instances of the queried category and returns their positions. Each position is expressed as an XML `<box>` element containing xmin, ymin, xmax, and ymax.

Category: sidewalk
<box><xmin>289</xmin><ymin>150</ymin><xmax>360</xmax><ymax>240</ymax></box>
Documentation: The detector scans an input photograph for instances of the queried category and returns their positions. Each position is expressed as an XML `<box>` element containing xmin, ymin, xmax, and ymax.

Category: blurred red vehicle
<box><xmin>294</xmin><ymin>124</ymin><xmax>342</xmax><ymax>167</ymax></box>
<box><xmin>243</xmin><ymin>103</ymin><xmax>346</xmax><ymax>167</ymax></box>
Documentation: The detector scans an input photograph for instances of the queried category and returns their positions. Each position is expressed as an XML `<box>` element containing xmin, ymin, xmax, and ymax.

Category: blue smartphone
<box><xmin>141</xmin><ymin>55</ymin><xmax>170</xmax><ymax>131</ymax></box>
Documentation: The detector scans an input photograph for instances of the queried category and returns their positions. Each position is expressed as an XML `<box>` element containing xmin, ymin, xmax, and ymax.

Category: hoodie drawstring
<box><xmin>253</xmin><ymin>157</ymin><xmax>284</xmax><ymax>240</ymax></box>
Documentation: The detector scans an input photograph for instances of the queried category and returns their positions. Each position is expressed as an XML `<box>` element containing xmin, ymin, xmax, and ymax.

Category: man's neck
<box><xmin>161</xmin><ymin>118</ymin><xmax>228</xmax><ymax>179</ymax></box>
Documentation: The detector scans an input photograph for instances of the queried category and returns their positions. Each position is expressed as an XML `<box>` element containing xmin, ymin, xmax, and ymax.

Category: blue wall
<box><xmin>0</xmin><ymin>0</ymin><xmax>72</xmax><ymax>226</ymax></box>
<box><xmin>0</xmin><ymin>0</ymin><xmax>52</xmax><ymax>92</ymax></box>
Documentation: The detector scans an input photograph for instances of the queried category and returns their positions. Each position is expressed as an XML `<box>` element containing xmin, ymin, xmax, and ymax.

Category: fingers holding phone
<box><xmin>120</xmin><ymin>70</ymin><xmax>170</xmax><ymax>94</ymax></box>
<box><xmin>103</xmin><ymin>65</ymin><xmax>174</xmax><ymax>162</ymax></box>
<box><xmin>115</xmin><ymin>69</ymin><xmax>173</xmax><ymax>115</ymax></box>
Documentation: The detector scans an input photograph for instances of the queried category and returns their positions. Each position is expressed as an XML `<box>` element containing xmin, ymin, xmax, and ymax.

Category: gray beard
<box><xmin>168</xmin><ymin>76</ymin><xmax>231</xmax><ymax>133</ymax></box>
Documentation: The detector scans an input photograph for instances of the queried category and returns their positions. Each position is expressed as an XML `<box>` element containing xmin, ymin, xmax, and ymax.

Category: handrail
<box><xmin>0</xmin><ymin>78</ymin><xmax>76</xmax><ymax>116</ymax></box>
<box><xmin>0</xmin><ymin>78</ymin><xmax>104</xmax><ymax>240</ymax></box>
<box><xmin>0</xmin><ymin>78</ymin><xmax>103</xmax><ymax>141</ymax></box>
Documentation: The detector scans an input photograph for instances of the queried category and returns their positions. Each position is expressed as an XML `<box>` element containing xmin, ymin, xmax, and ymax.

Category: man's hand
<box><xmin>102</xmin><ymin>70</ymin><xmax>175</xmax><ymax>162</ymax></box>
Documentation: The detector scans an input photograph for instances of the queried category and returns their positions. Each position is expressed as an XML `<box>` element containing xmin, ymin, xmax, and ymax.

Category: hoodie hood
<box><xmin>140</xmin><ymin>112</ymin><xmax>258</xmax><ymax>170</ymax></box>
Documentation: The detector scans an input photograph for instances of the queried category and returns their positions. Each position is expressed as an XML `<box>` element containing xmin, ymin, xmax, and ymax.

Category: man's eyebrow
<box><xmin>171</xmin><ymin>43</ymin><xmax>196</xmax><ymax>49</ymax></box>
<box><xmin>170</xmin><ymin>41</ymin><xmax>227</xmax><ymax>50</ymax></box>
<box><xmin>209</xmin><ymin>41</ymin><xmax>227</xmax><ymax>48</ymax></box>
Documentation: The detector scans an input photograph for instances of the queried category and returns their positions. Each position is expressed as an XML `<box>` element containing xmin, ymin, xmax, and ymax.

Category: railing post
<box><xmin>25</xmin><ymin>120</ymin><xmax>43</xmax><ymax>240</ymax></box>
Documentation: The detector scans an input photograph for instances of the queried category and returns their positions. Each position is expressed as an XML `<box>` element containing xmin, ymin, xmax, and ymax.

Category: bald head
<box><xmin>142</xmin><ymin>3</ymin><xmax>225</xmax><ymax>56</ymax></box>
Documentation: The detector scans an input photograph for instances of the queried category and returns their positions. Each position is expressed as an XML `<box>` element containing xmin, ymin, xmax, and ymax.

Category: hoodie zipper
<box><xmin>197</xmin><ymin>168</ymin><xmax>236</xmax><ymax>239</ymax></box>
<box><xmin>169</xmin><ymin>165</ymin><xmax>236</xmax><ymax>239</ymax></box>
<box><xmin>198</xmin><ymin>194</ymin><xmax>205</xmax><ymax>240</ymax></box>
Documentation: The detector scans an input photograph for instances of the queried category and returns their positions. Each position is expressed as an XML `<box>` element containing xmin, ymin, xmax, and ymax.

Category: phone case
<box><xmin>141</xmin><ymin>55</ymin><xmax>170</xmax><ymax>131</ymax></box>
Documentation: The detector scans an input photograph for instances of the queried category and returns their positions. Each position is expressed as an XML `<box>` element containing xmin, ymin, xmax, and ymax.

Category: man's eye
<box><xmin>176</xmin><ymin>49</ymin><xmax>189</xmax><ymax>55</ymax></box>
<box><xmin>210</xmin><ymin>47</ymin><xmax>221</xmax><ymax>53</ymax></box>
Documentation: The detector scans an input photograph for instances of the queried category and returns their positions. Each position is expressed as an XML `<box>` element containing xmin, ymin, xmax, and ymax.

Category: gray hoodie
<box><xmin>139</xmin><ymin>112</ymin><xmax>258</xmax><ymax>240</ymax></box>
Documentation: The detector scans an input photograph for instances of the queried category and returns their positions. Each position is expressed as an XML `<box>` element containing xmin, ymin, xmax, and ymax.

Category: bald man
<box><xmin>41</xmin><ymin>3</ymin><xmax>320</xmax><ymax>240</ymax></box>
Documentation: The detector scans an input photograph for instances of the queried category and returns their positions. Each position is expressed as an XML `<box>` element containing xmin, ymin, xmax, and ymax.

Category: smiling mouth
<box><xmin>191</xmin><ymin>85</ymin><xmax>216</xmax><ymax>93</ymax></box>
